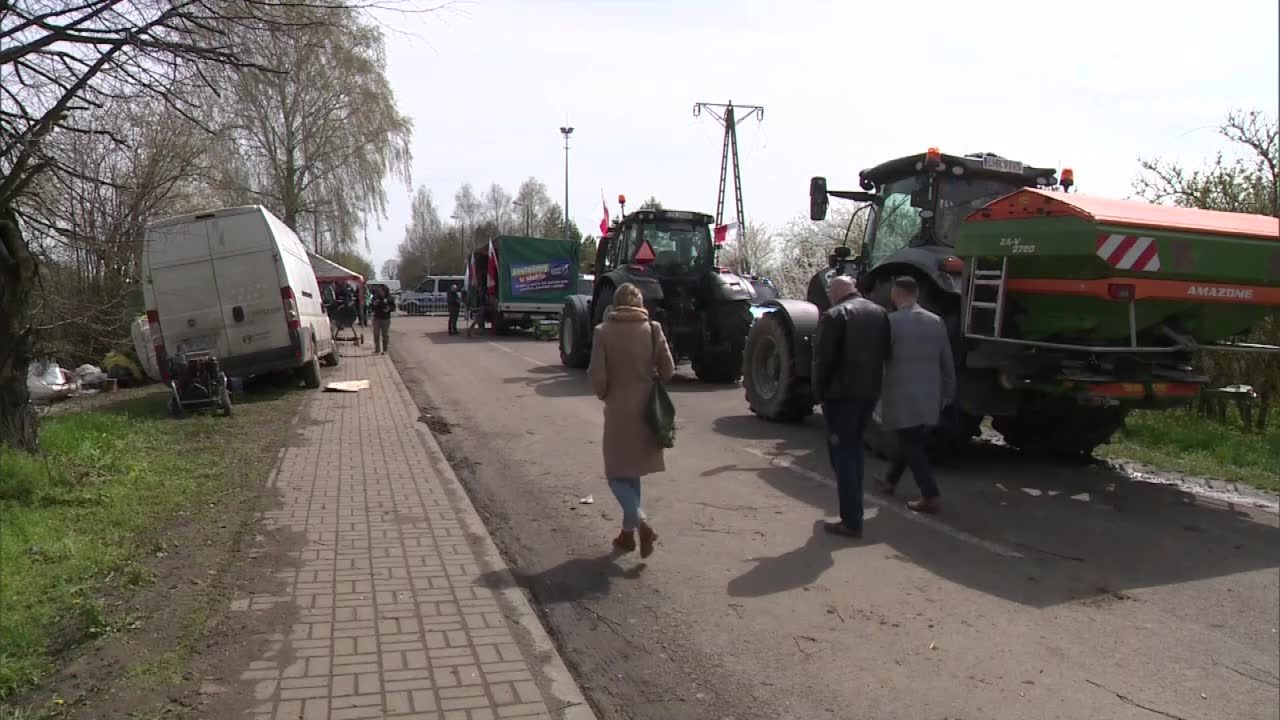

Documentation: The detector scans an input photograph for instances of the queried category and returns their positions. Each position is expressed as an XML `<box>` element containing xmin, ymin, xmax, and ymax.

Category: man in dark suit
<box><xmin>876</xmin><ymin>276</ymin><xmax>956</xmax><ymax>514</ymax></box>
<box><xmin>811</xmin><ymin>275</ymin><xmax>892</xmax><ymax>538</ymax></box>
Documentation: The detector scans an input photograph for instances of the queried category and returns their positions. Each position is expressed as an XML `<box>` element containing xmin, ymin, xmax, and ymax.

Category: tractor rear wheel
<box><xmin>993</xmin><ymin>397</ymin><xmax>1126</xmax><ymax>457</ymax></box>
<box><xmin>742</xmin><ymin>310</ymin><xmax>814</xmax><ymax>421</ymax></box>
<box><xmin>693</xmin><ymin>301</ymin><xmax>752</xmax><ymax>384</ymax></box>
<box><xmin>559</xmin><ymin>297</ymin><xmax>592</xmax><ymax>369</ymax></box>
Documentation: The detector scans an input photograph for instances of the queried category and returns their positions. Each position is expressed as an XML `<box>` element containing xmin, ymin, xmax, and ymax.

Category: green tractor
<box><xmin>742</xmin><ymin>148</ymin><xmax>1280</xmax><ymax>456</ymax></box>
<box><xmin>559</xmin><ymin>207</ymin><xmax>759</xmax><ymax>383</ymax></box>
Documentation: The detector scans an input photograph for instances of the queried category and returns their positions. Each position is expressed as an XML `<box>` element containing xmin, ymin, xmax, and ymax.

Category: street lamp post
<box><xmin>450</xmin><ymin>212</ymin><xmax>467</xmax><ymax>273</ymax></box>
<box><xmin>559</xmin><ymin>126</ymin><xmax>574</xmax><ymax>241</ymax></box>
<box><xmin>512</xmin><ymin>200</ymin><xmax>531</xmax><ymax>236</ymax></box>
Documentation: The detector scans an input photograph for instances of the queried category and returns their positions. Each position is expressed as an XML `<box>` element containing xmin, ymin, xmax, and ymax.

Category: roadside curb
<box><xmin>386</xmin><ymin>359</ymin><xmax>599</xmax><ymax>720</ymax></box>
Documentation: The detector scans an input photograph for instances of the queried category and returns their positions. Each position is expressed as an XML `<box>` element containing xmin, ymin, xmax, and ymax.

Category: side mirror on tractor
<box><xmin>810</xmin><ymin>177</ymin><xmax>829</xmax><ymax>221</ymax></box>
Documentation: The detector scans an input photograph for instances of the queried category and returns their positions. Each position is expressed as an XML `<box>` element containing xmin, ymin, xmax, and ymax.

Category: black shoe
<box><xmin>823</xmin><ymin>522</ymin><xmax>862</xmax><ymax>539</ymax></box>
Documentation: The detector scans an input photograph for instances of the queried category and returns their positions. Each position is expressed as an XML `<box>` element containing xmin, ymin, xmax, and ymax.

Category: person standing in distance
<box><xmin>369</xmin><ymin>285</ymin><xmax>396</xmax><ymax>355</ymax></box>
<box><xmin>446</xmin><ymin>284</ymin><xmax>462</xmax><ymax>336</ymax></box>
<box><xmin>811</xmin><ymin>275</ymin><xmax>892</xmax><ymax>539</ymax></box>
<box><xmin>876</xmin><ymin>276</ymin><xmax>956</xmax><ymax>514</ymax></box>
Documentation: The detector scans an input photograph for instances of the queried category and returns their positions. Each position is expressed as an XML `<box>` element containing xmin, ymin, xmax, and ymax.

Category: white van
<box><xmin>142</xmin><ymin>205</ymin><xmax>337</xmax><ymax>387</ymax></box>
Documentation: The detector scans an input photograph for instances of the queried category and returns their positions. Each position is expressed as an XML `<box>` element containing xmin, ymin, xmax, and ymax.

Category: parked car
<box><xmin>400</xmin><ymin>275</ymin><xmax>463</xmax><ymax>315</ymax></box>
<box><xmin>142</xmin><ymin>205</ymin><xmax>338</xmax><ymax>389</ymax></box>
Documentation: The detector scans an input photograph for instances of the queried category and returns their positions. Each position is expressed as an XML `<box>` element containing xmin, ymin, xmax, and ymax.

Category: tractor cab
<box><xmin>809</xmin><ymin>149</ymin><xmax>1060</xmax><ymax>306</ymax></box>
<box><xmin>596</xmin><ymin>209</ymin><xmax>716</xmax><ymax>280</ymax></box>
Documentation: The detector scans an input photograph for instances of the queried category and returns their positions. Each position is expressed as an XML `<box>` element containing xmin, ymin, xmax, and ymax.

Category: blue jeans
<box><xmin>822</xmin><ymin>398</ymin><xmax>876</xmax><ymax>531</ymax></box>
<box><xmin>607</xmin><ymin>477</ymin><xmax>646</xmax><ymax>531</ymax></box>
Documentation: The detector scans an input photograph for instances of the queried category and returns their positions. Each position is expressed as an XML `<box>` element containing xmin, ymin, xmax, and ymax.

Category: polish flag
<box><xmin>599</xmin><ymin>193</ymin><xmax>610</xmax><ymax>236</ymax></box>
<box><xmin>486</xmin><ymin>238</ymin><xmax>499</xmax><ymax>296</ymax></box>
<box><xmin>713</xmin><ymin>222</ymin><xmax>740</xmax><ymax>246</ymax></box>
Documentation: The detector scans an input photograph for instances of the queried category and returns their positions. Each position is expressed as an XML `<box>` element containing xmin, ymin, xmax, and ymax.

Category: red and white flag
<box><xmin>713</xmin><ymin>222</ymin><xmax>740</xmax><ymax>246</ymax></box>
<box><xmin>599</xmin><ymin>192</ymin><xmax>610</xmax><ymax>236</ymax></box>
<box><xmin>486</xmin><ymin>238</ymin><xmax>499</xmax><ymax>296</ymax></box>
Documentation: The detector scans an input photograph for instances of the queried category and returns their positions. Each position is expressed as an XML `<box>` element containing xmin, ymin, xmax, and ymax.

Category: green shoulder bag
<box><xmin>646</xmin><ymin>322</ymin><xmax>676</xmax><ymax>448</ymax></box>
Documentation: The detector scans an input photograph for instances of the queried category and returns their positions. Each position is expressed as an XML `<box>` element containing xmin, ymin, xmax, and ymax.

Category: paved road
<box><xmin>391</xmin><ymin>316</ymin><xmax>1280</xmax><ymax>720</ymax></box>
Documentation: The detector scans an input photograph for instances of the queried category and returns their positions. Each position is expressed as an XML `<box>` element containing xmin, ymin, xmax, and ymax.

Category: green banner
<box><xmin>496</xmin><ymin>235</ymin><xmax>581</xmax><ymax>304</ymax></box>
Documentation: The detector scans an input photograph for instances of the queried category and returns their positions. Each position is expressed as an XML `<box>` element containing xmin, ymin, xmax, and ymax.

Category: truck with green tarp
<box><xmin>468</xmin><ymin>235</ymin><xmax>580</xmax><ymax>334</ymax></box>
<box><xmin>741</xmin><ymin>148</ymin><xmax>1280</xmax><ymax>456</ymax></box>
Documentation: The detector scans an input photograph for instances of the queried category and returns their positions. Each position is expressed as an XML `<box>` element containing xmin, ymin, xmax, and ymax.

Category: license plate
<box><xmin>177</xmin><ymin>335</ymin><xmax>217</xmax><ymax>355</ymax></box>
<box><xmin>982</xmin><ymin>155</ymin><xmax>1024</xmax><ymax>174</ymax></box>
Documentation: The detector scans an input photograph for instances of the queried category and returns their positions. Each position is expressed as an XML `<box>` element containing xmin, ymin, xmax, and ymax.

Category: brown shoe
<box><xmin>907</xmin><ymin>497</ymin><xmax>941</xmax><ymax>514</ymax></box>
<box><xmin>638</xmin><ymin>524</ymin><xmax>658</xmax><ymax>558</ymax></box>
<box><xmin>612</xmin><ymin>531</ymin><xmax>636</xmax><ymax>553</ymax></box>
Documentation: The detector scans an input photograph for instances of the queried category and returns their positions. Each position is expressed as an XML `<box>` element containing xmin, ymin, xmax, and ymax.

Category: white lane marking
<box><xmin>743</xmin><ymin>447</ymin><xmax>1024</xmax><ymax>559</ymax></box>
<box><xmin>488</xmin><ymin>342</ymin><xmax>542</xmax><ymax>365</ymax></box>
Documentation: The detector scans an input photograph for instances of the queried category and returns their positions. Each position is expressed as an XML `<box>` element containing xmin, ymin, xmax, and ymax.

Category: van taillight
<box><xmin>281</xmin><ymin>287</ymin><xmax>300</xmax><ymax>330</ymax></box>
<box><xmin>147</xmin><ymin>309</ymin><xmax>170</xmax><ymax>382</ymax></box>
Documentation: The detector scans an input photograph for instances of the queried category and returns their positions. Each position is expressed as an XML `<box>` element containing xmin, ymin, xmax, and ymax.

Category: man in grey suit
<box><xmin>876</xmin><ymin>276</ymin><xmax>956</xmax><ymax>514</ymax></box>
<box><xmin>812</xmin><ymin>275</ymin><xmax>892</xmax><ymax>538</ymax></box>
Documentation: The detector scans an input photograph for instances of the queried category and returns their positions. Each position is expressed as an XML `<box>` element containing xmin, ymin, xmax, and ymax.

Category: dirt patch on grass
<box><xmin>1</xmin><ymin>376</ymin><xmax>310</xmax><ymax>720</ymax></box>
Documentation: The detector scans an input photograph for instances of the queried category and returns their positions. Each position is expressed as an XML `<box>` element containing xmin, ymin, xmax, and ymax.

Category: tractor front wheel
<box><xmin>742</xmin><ymin>310</ymin><xmax>814</xmax><ymax>421</ymax></box>
<box><xmin>693</xmin><ymin>301</ymin><xmax>752</xmax><ymax>384</ymax></box>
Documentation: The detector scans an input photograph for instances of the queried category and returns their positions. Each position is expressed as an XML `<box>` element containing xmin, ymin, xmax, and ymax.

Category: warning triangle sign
<box><xmin>633</xmin><ymin>240</ymin><xmax>655</xmax><ymax>263</ymax></box>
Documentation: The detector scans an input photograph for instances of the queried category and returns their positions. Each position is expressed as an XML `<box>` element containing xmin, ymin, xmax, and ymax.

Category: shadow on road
<box><xmin>476</xmin><ymin>552</ymin><xmax>645</xmax><ymax>605</ymax></box>
<box><xmin>711</xmin><ymin>413</ymin><xmax>1280</xmax><ymax>608</ymax></box>
<box><xmin>727</xmin><ymin>520</ymin><xmax>852</xmax><ymax>597</ymax></box>
<box><xmin>503</xmin><ymin>365</ymin><xmax>594</xmax><ymax>398</ymax></box>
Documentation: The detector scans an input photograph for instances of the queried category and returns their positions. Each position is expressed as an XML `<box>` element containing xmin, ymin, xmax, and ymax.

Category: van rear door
<box><xmin>206</xmin><ymin>210</ymin><xmax>291</xmax><ymax>357</ymax></box>
<box><xmin>146</xmin><ymin>220</ymin><xmax>227</xmax><ymax>357</ymax></box>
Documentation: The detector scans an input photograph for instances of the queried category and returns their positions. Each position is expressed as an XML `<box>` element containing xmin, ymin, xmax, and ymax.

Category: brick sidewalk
<box><xmin>221</xmin><ymin>350</ymin><xmax>595</xmax><ymax>720</ymax></box>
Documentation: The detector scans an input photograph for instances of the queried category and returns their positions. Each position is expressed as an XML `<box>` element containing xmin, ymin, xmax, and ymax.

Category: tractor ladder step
<box><xmin>964</xmin><ymin>257</ymin><xmax>1009</xmax><ymax>338</ymax></box>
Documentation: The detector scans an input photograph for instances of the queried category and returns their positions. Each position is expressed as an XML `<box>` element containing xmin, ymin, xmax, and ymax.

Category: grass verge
<box><xmin>0</xmin><ymin>386</ymin><xmax>294</xmax><ymax>703</ymax></box>
<box><xmin>1099</xmin><ymin>408</ymin><xmax>1280</xmax><ymax>493</ymax></box>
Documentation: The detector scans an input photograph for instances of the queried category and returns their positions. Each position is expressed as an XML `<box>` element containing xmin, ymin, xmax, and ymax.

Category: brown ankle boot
<box><xmin>638</xmin><ymin>524</ymin><xmax>658</xmax><ymax>558</ymax></box>
<box><xmin>907</xmin><ymin>497</ymin><xmax>941</xmax><ymax>514</ymax></box>
<box><xmin>612</xmin><ymin>530</ymin><xmax>636</xmax><ymax>553</ymax></box>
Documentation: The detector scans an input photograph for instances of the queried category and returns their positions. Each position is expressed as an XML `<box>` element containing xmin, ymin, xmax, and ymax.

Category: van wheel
<box><xmin>302</xmin><ymin>349</ymin><xmax>323</xmax><ymax>389</ymax></box>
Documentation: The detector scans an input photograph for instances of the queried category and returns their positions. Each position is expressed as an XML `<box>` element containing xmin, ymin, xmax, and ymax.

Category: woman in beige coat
<box><xmin>589</xmin><ymin>283</ymin><xmax>675</xmax><ymax>557</ymax></box>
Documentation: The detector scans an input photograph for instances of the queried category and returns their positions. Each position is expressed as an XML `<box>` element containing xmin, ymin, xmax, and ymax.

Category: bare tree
<box><xmin>513</xmin><ymin>176</ymin><xmax>552</xmax><ymax>234</ymax></box>
<box><xmin>210</xmin><ymin>3</ymin><xmax>412</xmax><ymax>255</ymax></box>
<box><xmin>639</xmin><ymin>196</ymin><xmax>662</xmax><ymax>210</ymax></box>
<box><xmin>0</xmin><ymin>0</ymin><xmax>429</xmax><ymax>451</ymax></box>
<box><xmin>482</xmin><ymin>183</ymin><xmax>513</xmax><ymax>234</ymax></box>
<box><xmin>1134</xmin><ymin>109</ymin><xmax>1279</xmax><ymax>430</ymax></box>
<box><xmin>396</xmin><ymin>186</ymin><xmax>444</xmax><ymax>285</ymax></box>
<box><xmin>24</xmin><ymin>100</ymin><xmax>212</xmax><ymax>365</ymax></box>
<box><xmin>380</xmin><ymin>258</ymin><xmax>399</xmax><ymax>280</ymax></box>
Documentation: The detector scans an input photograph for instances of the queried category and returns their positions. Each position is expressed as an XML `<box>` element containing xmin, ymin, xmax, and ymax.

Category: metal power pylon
<box><xmin>693</xmin><ymin>100</ymin><xmax>764</xmax><ymax>231</ymax></box>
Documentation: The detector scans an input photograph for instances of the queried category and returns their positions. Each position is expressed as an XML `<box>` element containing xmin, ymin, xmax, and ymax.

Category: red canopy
<box><xmin>308</xmin><ymin>252</ymin><xmax>365</xmax><ymax>286</ymax></box>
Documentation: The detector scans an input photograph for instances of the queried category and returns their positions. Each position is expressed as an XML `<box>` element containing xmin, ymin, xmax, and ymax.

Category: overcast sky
<box><xmin>362</xmin><ymin>0</ymin><xmax>1279</xmax><ymax>273</ymax></box>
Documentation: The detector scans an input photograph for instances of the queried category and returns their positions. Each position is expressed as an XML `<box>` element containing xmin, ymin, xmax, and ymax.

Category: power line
<box><xmin>693</xmin><ymin>100</ymin><xmax>764</xmax><ymax>236</ymax></box>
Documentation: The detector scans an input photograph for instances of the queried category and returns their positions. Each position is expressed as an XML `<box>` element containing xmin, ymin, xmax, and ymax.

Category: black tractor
<box><xmin>559</xmin><ymin>208</ymin><xmax>757</xmax><ymax>383</ymax></box>
<box><xmin>741</xmin><ymin>149</ymin><xmax>1061</xmax><ymax>455</ymax></box>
